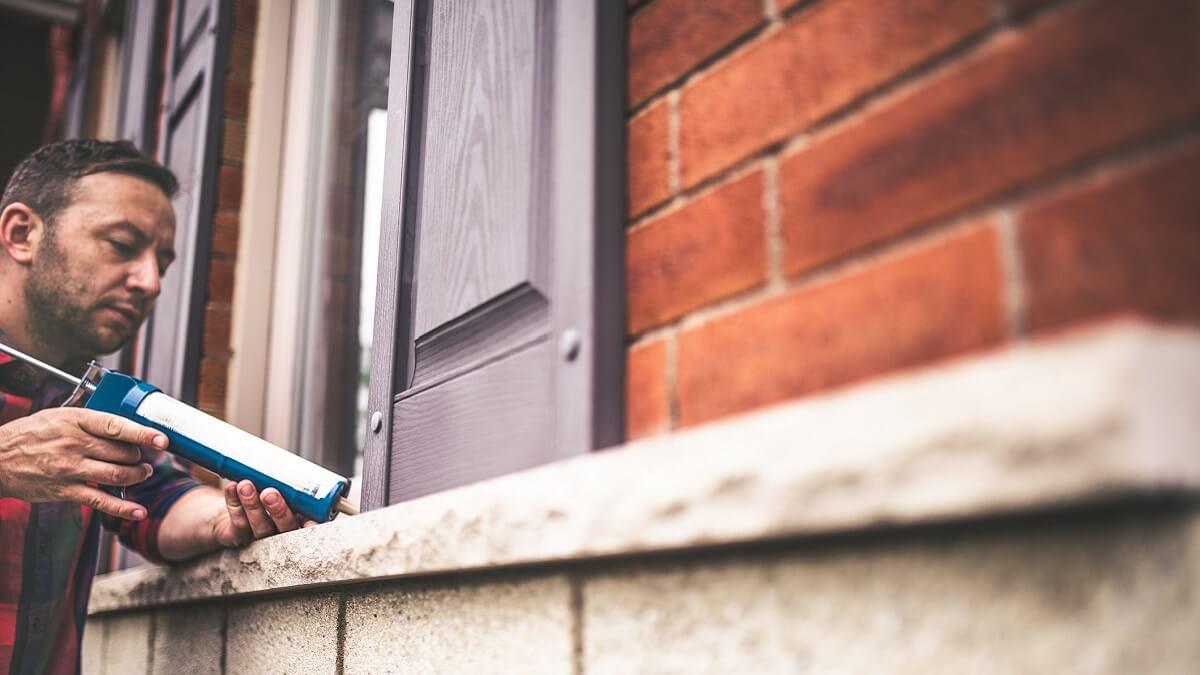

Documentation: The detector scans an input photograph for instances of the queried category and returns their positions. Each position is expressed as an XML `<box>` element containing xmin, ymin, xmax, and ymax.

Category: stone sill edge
<box><xmin>89</xmin><ymin>319</ymin><xmax>1200</xmax><ymax>614</ymax></box>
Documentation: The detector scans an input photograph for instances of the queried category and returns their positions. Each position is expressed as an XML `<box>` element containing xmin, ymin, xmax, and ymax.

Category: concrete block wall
<box><xmin>83</xmin><ymin>322</ymin><xmax>1200</xmax><ymax>672</ymax></box>
<box><xmin>623</xmin><ymin>0</ymin><xmax>1200</xmax><ymax>438</ymax></box>
<box><xmin>84</xmin><ymin>505</ymin><xmax>1200</xmax><ymax>673</ymax></box>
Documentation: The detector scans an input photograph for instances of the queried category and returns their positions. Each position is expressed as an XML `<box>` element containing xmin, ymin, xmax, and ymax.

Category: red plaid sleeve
<box><xmin>99</xmin><ymin>447</ymin><xmax>202</xmax><ymax>563</ymax></box>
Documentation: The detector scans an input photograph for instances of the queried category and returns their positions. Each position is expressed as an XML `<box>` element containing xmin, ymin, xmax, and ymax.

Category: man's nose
<box><xmin>126</xmin><ymin>253</ymin><xmax>162</xmax><ymax>298</ymax></box>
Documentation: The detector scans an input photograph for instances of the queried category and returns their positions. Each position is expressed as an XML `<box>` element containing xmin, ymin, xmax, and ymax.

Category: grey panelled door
<box><xmin>140</xmin><ymin>0</ymin><xmax>229</xmax><ymax>402</ymax></box>
<box><xmin>106</xmin><ymin>0</ymin><xmax>166</xmax><ymax>377</ymax></box>
<box><xmin>117</xmin><ymin>0</ymin><xmax>166</xmax><ymax>153</ymax></box>
<box><xmin>362</xmin><ymin>0</ymin><xmax>624</xmax><ymax>507</ymax></box>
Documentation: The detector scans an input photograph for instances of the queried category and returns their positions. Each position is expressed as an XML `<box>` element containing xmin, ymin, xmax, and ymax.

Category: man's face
<box><xmin>24</xmin><ymin>172</ymin><xmax>176</xmax><ymax>359</ymax></box>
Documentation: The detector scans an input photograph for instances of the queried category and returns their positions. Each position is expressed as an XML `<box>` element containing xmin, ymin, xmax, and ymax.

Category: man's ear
<box><xmin>0</xmin><ymin>202</ymin><xmax>43</xmax><ymax>265</ymax></box>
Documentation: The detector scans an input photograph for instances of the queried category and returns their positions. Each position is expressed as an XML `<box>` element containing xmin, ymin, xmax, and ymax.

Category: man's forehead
<box><xmin>67</xmin><ymin>173</ymin><xmax>176</xmax><ymax>234</ymax></box>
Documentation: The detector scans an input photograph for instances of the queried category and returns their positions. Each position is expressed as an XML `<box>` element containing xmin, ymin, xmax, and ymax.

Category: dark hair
<box><xmin>0</xmin><ymin>139</ymin><xmax>179</xmax><ymax>229</ymax></box>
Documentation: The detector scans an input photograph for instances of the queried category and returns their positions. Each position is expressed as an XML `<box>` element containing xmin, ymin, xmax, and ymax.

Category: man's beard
<box><xmin>24</xmin><ymin>233</ymin><xmax>130</xmax><ymax>360</ymax></box>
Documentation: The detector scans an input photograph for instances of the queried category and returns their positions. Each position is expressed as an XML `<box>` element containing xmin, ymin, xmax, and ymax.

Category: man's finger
<box><xmin>76</xmin><ymin>459</ymin><xmax>153</xmax><ymax>486</ymax></box>
<box><xmin>223</xmin><ymin>481</ymin><xmax>253</xmax><ymax>545</ymax></box>
<box><xmin>73</xmin><ymin>409</ymin><xmax>168</xmax><ymax>450</ymax></box>
<box><xmin>236</xmin><ymin>480</ymin><xmax>276</xmax><ymax>539</ymax></box>
<box><xmin>260</xmin><ymin>488</ymin><xmax>300</xmax><ymax>533</ymax></box>
<box><xmin>64</xmin><ymin>485</ymin><xmax>147</xmax><ymax>521</ymax></box>
<box><xmin>81</xmin><ymin>439</ymin><xmax>143</xmax><ymax>465</ymax></box>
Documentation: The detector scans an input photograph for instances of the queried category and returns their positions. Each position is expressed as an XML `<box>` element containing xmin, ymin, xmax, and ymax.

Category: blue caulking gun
<box><xmin>0</xmin><ymin>341</ymin><xmax>358</xmax><ymax>522</ymax></box>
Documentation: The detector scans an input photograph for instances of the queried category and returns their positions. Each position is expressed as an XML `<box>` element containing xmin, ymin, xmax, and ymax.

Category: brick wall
<box><xmin>624</xmin><ymin>0</ymin><xmax>1200</xmax><ymax>438</ymax></box>
<box><xmin>195</xmin><ymin>0</ymin><xmax>257</xmax><ymax>420</ymax></box>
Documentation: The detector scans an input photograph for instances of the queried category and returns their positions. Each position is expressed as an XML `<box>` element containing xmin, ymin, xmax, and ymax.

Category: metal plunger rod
<box><xmin>0</xmin><ymin>341</ymin><xmax>95</xmax><ymax>391</ymax></box>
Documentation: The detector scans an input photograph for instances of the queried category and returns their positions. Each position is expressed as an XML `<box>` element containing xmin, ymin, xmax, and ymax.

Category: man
<box><xmin>0</xmin><ymin>140</ymin><xmax>311</xmax><ymax>674</ymax></box>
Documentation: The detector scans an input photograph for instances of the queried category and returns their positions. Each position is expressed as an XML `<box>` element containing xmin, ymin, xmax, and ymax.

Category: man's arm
<box><xmin>156</xmin><ymin>479</ymin><xmax>315</xmax><ymax>562</ymax></box>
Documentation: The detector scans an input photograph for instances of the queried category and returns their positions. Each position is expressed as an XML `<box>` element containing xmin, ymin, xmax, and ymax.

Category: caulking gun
<box><xmin>0</xmin><ymin>341</ymin><xmax>358</xmax><ymax>523</ymax></box>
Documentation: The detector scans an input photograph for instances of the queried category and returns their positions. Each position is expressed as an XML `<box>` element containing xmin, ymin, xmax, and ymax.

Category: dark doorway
<box><xmin>0</xmin><ymin>10</ymin><xmax>54</xmax><ymax>184</ymax></box>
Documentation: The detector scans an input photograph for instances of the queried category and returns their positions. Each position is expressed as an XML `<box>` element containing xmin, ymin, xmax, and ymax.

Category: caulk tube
<box><xmin>85</xmin><ymin>371</ymin><xmax>350</xmax><ymax>522</ymax></box>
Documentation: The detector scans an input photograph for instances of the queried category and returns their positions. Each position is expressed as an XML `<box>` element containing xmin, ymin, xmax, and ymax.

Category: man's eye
<box><xmin>108</xmin><ymin>240</ymin><xmax>135</xmax><ymax>257</ymax></box>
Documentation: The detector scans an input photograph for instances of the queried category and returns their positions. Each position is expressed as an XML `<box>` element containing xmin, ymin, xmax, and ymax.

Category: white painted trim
<box><xmin>93</xmin><ymin>34</ymin><xmax>123</xmax><ymax>139</ymax></box>
<box><xmin>225</xmin><ymin>0</ymin><xmax>292</xmax><ymax>437</ymax></box>
<box><xmin>262</xmin><ymin>1</ymin><xmax>339</xmax><ymax>451</ymax></box>
<box><xmin>90</xmin><ymin>321</ymin><xmax>1200</xmax><ymax>612</ymax></box>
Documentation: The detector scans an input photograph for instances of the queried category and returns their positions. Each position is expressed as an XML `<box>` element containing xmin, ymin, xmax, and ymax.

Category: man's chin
<box><xmin>88</xmin><ymin>325</ymin><xmax>135</xmax><ymax>356</ymax></box>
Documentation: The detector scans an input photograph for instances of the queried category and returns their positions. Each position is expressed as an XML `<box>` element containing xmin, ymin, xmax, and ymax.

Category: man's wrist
<box><xmin>156</xmin><ymin>486</ymin><xmax>227</xmax><ymax>562</ymax></box>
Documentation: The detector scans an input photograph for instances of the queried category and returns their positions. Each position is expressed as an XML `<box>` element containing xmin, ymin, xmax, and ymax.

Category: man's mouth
<box><xmin>103</xmin><ymin>304</ymin><xmax>142</xmax><ymax>326</ymax></box>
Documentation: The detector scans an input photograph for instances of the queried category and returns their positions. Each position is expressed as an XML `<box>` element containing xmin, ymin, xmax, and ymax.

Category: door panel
<box><xmin>413</xmin><ymin>0</ymin><xmax>551</xmax><ymax>339</ymax></box>
<box><xmin>393</xmin><ymin>339</ymin><xmax>553</xmax><ymax>498</ymax></box>
<box><xmin>140</xmin><ymin>0</ymin><xmax>228</xmax><ymax>402</ymax></box>
<box><xmin>399</xmin><ymin>0</ymin><xmax>556</xmax><ymax>501</ymax></box>
<box><xmin>362</xmin><ymin>0</ymin><xmax>624</xmax><ymax>508</ymax></box>
<box><xmin>117</xmin><ymin>0</ymin><xmax>165</xmax><ymax>153</ymax></box>
<box><xmin>412</xmin><ymin>281</ymin><xmax>548</xmax><ymax>387</ymax></box>
<box><xmin>177</xmin><ymin>0</ymin><xmax>211</xmax><ymax>55</ymax></box>
<box><xmin>145</xmin><ymin>86</ymin><xmax>201</xmax><ymax>397</ymax></box>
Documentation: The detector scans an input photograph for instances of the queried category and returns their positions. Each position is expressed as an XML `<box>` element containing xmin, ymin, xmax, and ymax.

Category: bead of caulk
<box><xmin>334</xmin><ymin>497</ymin><xmax>360</xmax><ymax>516</ymax></box>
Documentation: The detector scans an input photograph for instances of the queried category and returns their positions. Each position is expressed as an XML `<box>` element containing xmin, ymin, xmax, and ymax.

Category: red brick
<box><xmin>680</xmin><ymin>0</ymin><xmax>989</xmax><ymax>188</ymax></box>
<box><xmin>224</xmin><ymin>77</ymin><xmax>250</xmax><ymax>118</ymax></box>
<box><xmin>228</xmin><ymin>29</ymin><xmax>254</xmax><ymax>81</ymax></box>
<box><xmin>1022</xmin><ymin>142</ymin><xmax>1200</xmax><ymax>334</ymax></box>
<box><xmin>627</xmin><ymin>170</ymin><xmax>766</xmax><ymax>334</ymax></box>
<box><xmin>779</xmin><ymin>0</ymin><xmax>1200</xmax><ymax>277</ymax></box>
<box><xmin>216</xmin><ymin>165</ymin><xmax>243</xmax><ymax>211</ymax></box>
<box><xmin>207</xmin><ymin>258</ymin><xmax>236</xmax><ymax>304</ymax></box>
<box><xmin>197</xmin><ymin>355</ymin><xmax>229</xmax><ymax>411</ymax></box>
<box><xmin>211</xmin><ymin>211</ymin><xmax>239</xmax><ymax>257</ymax></box>
<box><xmin>677</xmin><ymin>225</ymin><xmax>1005</xmax><ymax>426</ymax></box>
<box><xmin>628</xmin><ymin>98</ymin><xmax>671</xmax><ymax>218</ymax></box>
<box><xmin>627</xmin><ymin>339</ymin><xmax>670</xmax><ymax>439</ymax></box>
<box><xmin>203</xmin><ymin>302</ymin><xmax>232</xmax><ymax>355</ymax></box>
<box><xmin>628</xmin><ymin>0</ymin><xmax>762</xmax><ymax>106</ymax></box>
<box><xmin>233</xmin><ymin>0</ymin><xmax>258</xmax><ymax>31</ymax></box>
<box><xmin>221</xmin><ymin>118</ymin><xmax>246</xmax><ymax>163</ymax></box>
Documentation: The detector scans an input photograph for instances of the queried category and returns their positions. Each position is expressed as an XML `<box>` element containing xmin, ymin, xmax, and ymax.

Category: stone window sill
<box><xmin>88</xmin><ymin>319</ymin><xmax>1200</xmax><ymax>614</ymax></box>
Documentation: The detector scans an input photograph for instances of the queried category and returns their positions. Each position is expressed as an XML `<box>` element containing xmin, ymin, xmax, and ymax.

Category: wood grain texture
<box><xmin>391</xmin><ymin>339</ymin><xmax>555</xmax><ymax>503</ymax></box>
<box><xmin>412</xmin><ymin>0</ymin><xmax>549</xmax><ymax>338</ymax></box>
<box><xmin>411</xmin><ymin>281</ymin><xmax>548</xmax><ymax>387</ymax></box>
<box><xmin>371</xmin><ymin>0</ymin><xmax>625</xmax><ymax>507</ymax></box>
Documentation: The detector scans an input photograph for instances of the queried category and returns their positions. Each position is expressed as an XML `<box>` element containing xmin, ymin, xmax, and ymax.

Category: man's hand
<box><xmin>213</xmin><ymin>479</ymin><xmax>318</xmax><ymax>548</ymax></box>
<box><xmin>157</xmin><ymin>481</ymin><xmax>319</xmax><ymax>561</ymax></box>
<box><xmin>0</xmin><ymin>407</ymin><xmax>164</xmax><ymax>520</ymax></box>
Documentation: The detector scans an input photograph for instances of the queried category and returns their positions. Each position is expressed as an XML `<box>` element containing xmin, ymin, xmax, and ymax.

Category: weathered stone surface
<box><xmin>90</xmin><ymin>322</ymin><xmax>1200</xmax><ymax>612</ymax></box>
<box><xmin>151</xmin><ymin>605</ymin><xmax>223</xmax><ymax>675</ymax></box>
<box><xmin>343</xmin><ymin>574</ymin><xmax>573</xmax><ymax>674</ymax></box>
<box><xmin>80</xmin><ymin>617</ymin><xmax>105</xmax><ymax>674</ymax></box>
<box><xmin>94</xmin><ymin>613</ymin><xmax>150</xmax><ymax>674</ymax></box>
<box><xmin>225</xmin><ymin>594</ymin><xmax>339</xmax><ymax>674</ymax></box>
<box><xmin>584</xmin><ymin>509</ymin><xmax>1200</xmax><ymax>674</ymax></box>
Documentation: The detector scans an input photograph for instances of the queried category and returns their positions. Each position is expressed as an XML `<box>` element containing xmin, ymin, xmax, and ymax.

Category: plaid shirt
<box><xmin>0</xmin><ymin>355</ymin><xmax>202</xmax><ymax>675</ymax></box>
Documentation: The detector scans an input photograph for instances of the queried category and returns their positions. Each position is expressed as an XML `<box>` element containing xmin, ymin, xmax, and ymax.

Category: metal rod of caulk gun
<box><xmin>0</xmin><ymin>341</ymin><xmax>96</xmax><ymax>392</ymax></box>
